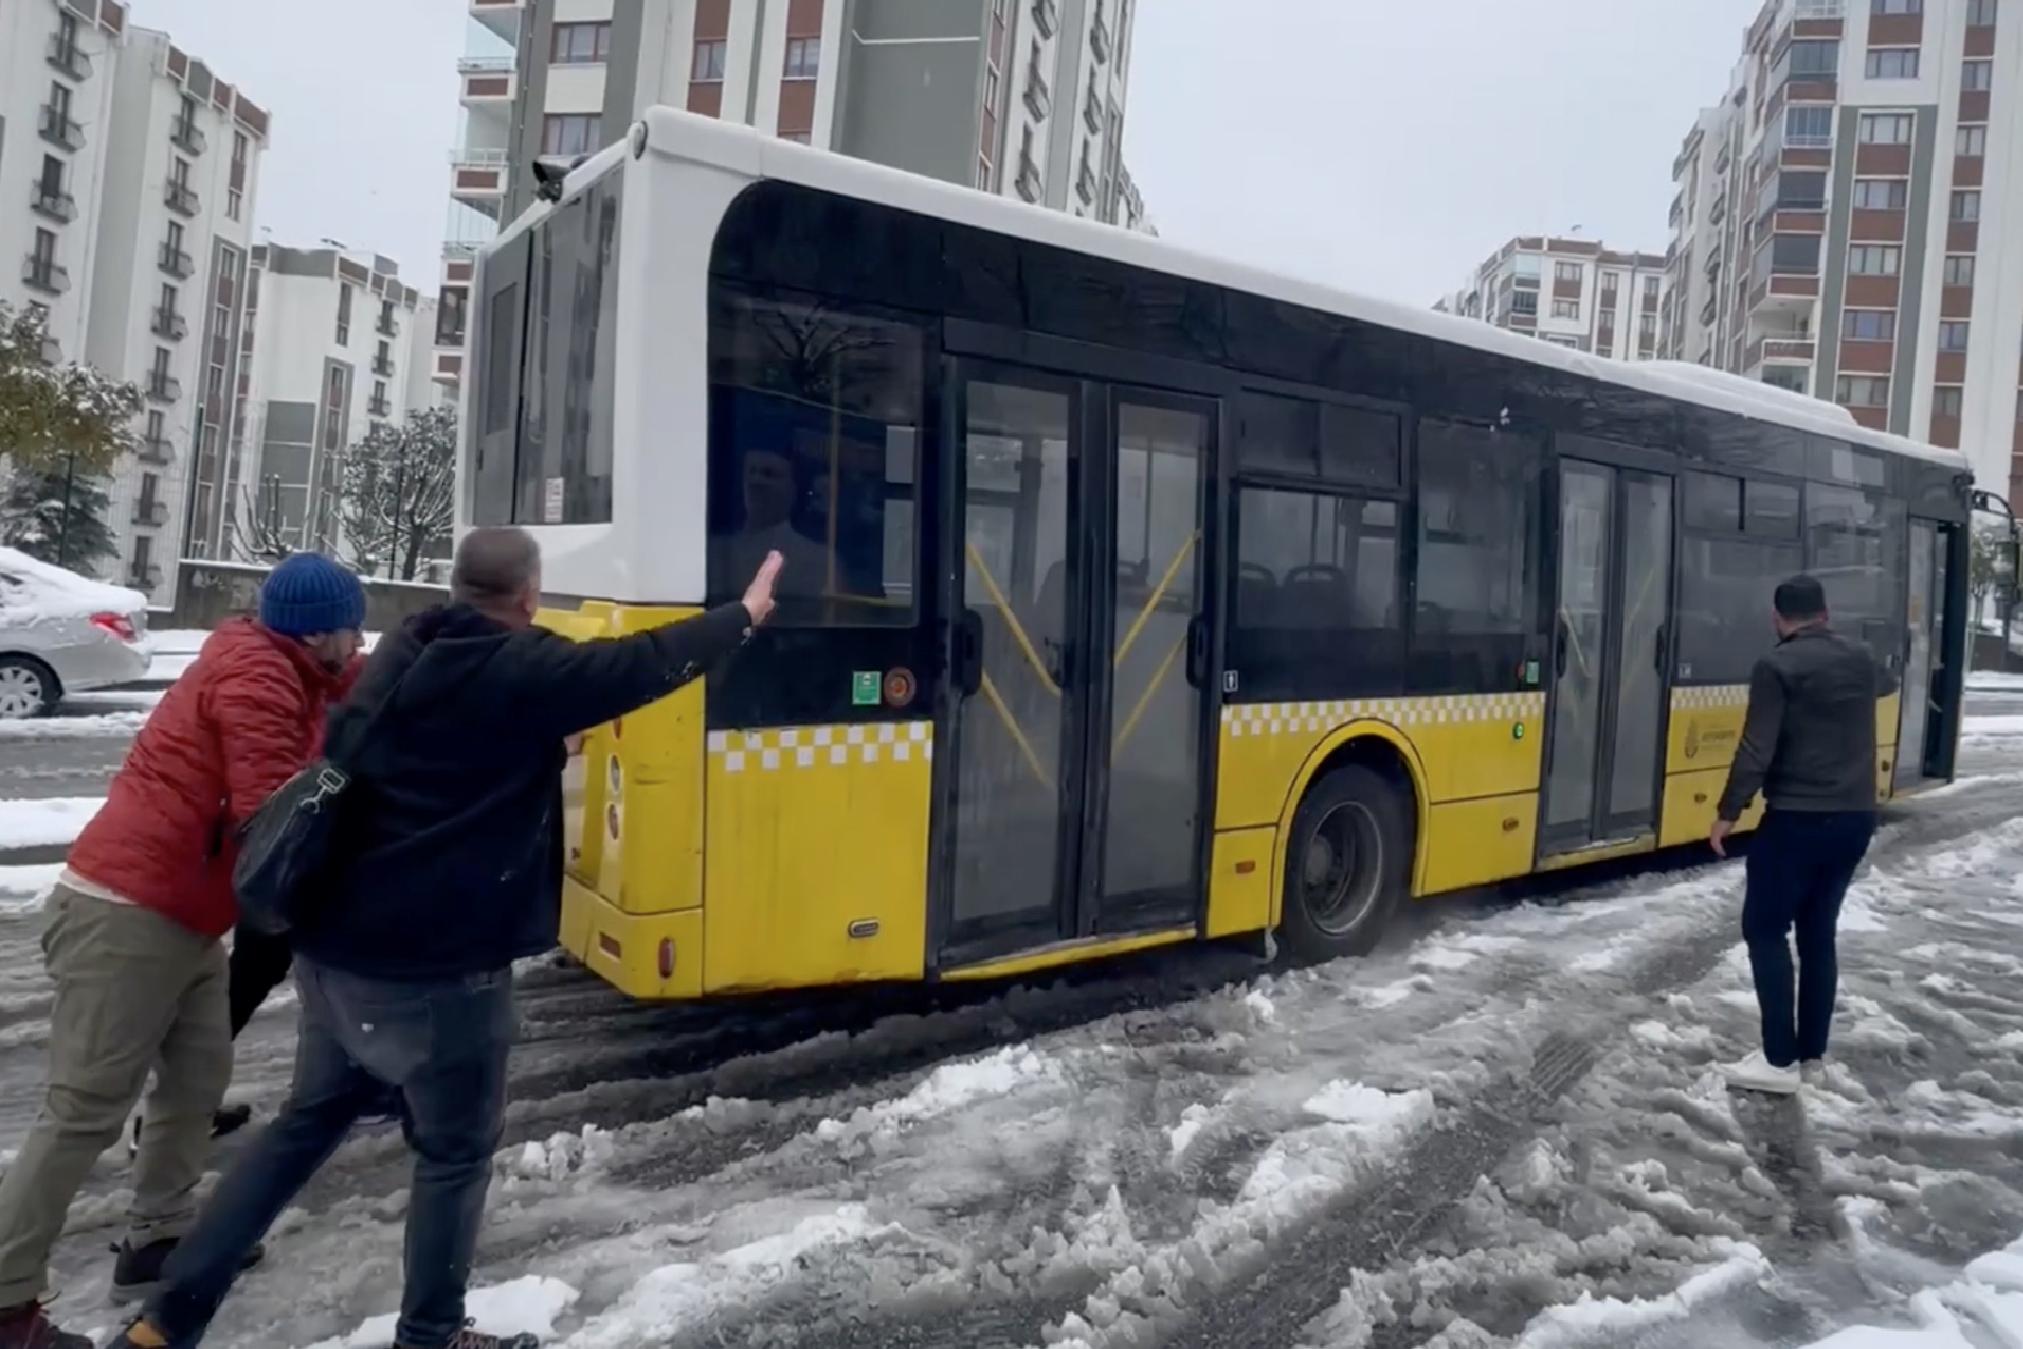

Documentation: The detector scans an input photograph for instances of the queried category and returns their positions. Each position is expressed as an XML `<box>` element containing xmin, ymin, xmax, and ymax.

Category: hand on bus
<box><xmin>742</xmin><ymin>550</ymin><xmax>784</xmax><ymax>627</ymax></box>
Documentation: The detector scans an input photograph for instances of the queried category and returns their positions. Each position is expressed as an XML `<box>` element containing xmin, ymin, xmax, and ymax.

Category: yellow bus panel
<box><xmin>701</xmin><ymin>722</ymin><xmax>932</xmax><ymax>993</ymax></box>
<box><xmin>1667</xmin><ymin>684</ymin><xmax>1749</xmax><ymax>775</ymax></box>
<box><xmin>1417</xmin><ymin>792</ymin><xmax>1540</xmax><ymax>895</ymax></box>
<box><xmin>560</xmin><ymin>877</ymin><xmax>705</xmax><ymax>1000</ymax></box>
<box><xmin>1207</xmin><ymin>827</ymin><xmax>1274</xmax><ymax>936</ymax></box>
<box><xmin>941</xmin><ymin>928</ymin><xmax>1195</xmax><ymax>982</ymax></box>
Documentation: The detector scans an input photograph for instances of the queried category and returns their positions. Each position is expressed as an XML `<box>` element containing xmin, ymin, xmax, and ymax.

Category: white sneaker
<box><xmin>1723</xmin><ymin>1051</ymin><xmax>1801</xmax><ymax>1095</ymax></box>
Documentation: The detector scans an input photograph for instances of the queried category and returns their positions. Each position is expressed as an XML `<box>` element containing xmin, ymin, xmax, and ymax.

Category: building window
<box><xmin>1762</xmin><ymin>366</ymin><xmax>1808</xmax><ymax>393</ymax></box>
<box><xmin>1785</xmin><ymin>104</ymin><xmax>1835</xmax><ymax>146</ymax></box>
<box><xmin>1837</xmin><ymin>375</ymin><xmax>1890</xmax><ymax>407</ymax></box>
<box><xmin>784</xmin><ymin>36</ymin><xmax>821</xmax><ymax>80</ymax></box>
<box><xmin>1957</xmin><ymin>124</ymin><xmax>1988</xmax><ymax>156</ymax></box>
<box><xmin>335</xmin><ymin>284</ymin><xmax>352</xmax><ymax>345</ymax></box>
<box><xmin>1509</xmin><ymin>290</ymin><xmax>1539</xmax><ymax>318</ymax></box>
<box><xmin>1961</xmin><ymin>59</ymin><xmax>1993</xmax><ymax>91</ymax></box>
<box><xmin>1639</xmin><ymin>313</ymin><xmax>1658</xmax><ymax>345</ymax></box>
<box><xmin>1553</xmin><ymin>260</ymin><xmax>1583</xmax><ymax>285</ymax></box>
<box><xmin>1551</xmin><ymin>298</ymin><xmax>1579</xmax><ymax>319</ymax></box>
<box><xmin>1788</xmin><ymin>39</ymin><xmax>1840</xmax><ymax>76</ymax></box>
<box><xmin>692</xmin><ymin>38</ymin><xmax>727</xmax><ymax>81</ymax></box>
<box><xmin>551</xmin><ymin>21</ymin><xmax>612</xmax><ymax>64</ymax></box>
<box><xmin>1968</xmin><ymin>0</ymin><xmax>1998</xmax><ymax>23</ymax></box>
<box><xmin>1865</xmin><ymin>48</ymin><xmax>1920</xmax><ymax>79</ymax></box>
<box><xmin>1938</xmin><ymin>320</ymin><xmax>1971</xmax><ymax>351</ymax></box>
<box><xmin>1934</xmin><ymin>387</ymin><xmax>1965</xmax><ymax>418</ymax></box>
<box><xmin>1510</xmin><ymin>254</ymin><xmax>1542</xmax><ymax>285</ymax></box>
<box><xmin>1842</xmin><ymin>309</ymin><xmax>1896</xmax><ymax>341</ymax></box>
<box><xmin>1600</xmin><ymin>271</ymin><xmax>1621</xmax><ymax>300</ymax></box>
<box><xmin>1943</xmin><ymin>254</ymin><xmax>1976</xmax><ymax>286</ymax></box>
<box><xmin>1871</xmin><ymin>0</ymin><xmax>1921</xmax><ymax>12</ymax></box>
<box><xmin>1851</xmin><ymin>177</ymin><xmax>1909</xmax><ymax>209</ymax></box>
<box><xmin>1847</xmin><ymin>244</ymin><xmax>1901</xmax><ymax>275</ymax></box>
<box><xmin>542</xmin><ymin>113</ymin><xmax>602</xmax><ymax>157</ymax></box>
<box><xmin>1858</xmin><ymin>111</ymin><xmax>1914</xmax><ymax>143</ymax></box>
<box><xmin>1952</xmin><ymin>188</ymin><xmax>1982</xmax><ymax>221</ymax></box>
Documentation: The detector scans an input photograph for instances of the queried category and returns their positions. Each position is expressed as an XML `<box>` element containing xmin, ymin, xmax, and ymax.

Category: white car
<box><xmin>0</xmin><ymin>547</ymin><xmax>150</xmax><ymax>718</ymax></box>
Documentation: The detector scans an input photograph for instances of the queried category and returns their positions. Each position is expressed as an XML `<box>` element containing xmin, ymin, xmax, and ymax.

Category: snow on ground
<box><xmin>0</xmin><ymin>710</ymin><xmax>147</xmax><ymax>740</ymax></box>
<box><xmin>0</xmin><ymin>795</ymin><xmax>100</xmax><ymax>849</ymax></box>
<box><xmin>1964</xmin><ymin>669</ymin><xmax>2023</xmax><ymax>692</ymax></box>
<box><xmin>0</xmin><ymin>711</ymin><xmax>2021</xmax><ymax>1347</ymax></box>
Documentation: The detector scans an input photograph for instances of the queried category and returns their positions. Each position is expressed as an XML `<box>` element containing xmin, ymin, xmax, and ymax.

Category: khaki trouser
<box><xmin>0</xmin><ymin>885</ymin><xmax>231</xmax><ymax>1306</ymax></box>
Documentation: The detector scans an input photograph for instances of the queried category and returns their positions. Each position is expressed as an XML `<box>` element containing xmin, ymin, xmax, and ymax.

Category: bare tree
<box><xmin>228</xmin><ymin>476</ymin><xmax>334</xmax><ymax>565</ymax></box>
<box><xmin>340</xmin><ymin>406</ymin><xmax>457</xmax><ymax>581</ymax></box>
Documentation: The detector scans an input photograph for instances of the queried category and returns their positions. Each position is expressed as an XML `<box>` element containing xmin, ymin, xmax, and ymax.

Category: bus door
<box><xmin>935</xmin><ymin>360</ymin><xmax>1216</xmax><ymax>965</ymax></box>
<box><xmin>1540</xmin><ymin>459</ymin><xmax>1676</xmax><ymax>857</ymax></box>
<box><xmin>1897</xmin><ymin>518</ymin><xmax>1948</xmax><ymax>786</ymax></box>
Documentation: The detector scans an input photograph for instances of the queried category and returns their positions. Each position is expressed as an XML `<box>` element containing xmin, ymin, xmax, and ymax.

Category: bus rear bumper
<box><xmin>559</xmin><ymin>877</ymin><xmax>705</xmax><ymax>1000</ymax></box>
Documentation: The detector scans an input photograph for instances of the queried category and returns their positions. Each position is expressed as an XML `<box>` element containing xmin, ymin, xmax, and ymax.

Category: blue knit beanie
<box><xmin>259</xmin><ymin>553</ymin><xmax>367</xmax><ymax>638</ymax></box>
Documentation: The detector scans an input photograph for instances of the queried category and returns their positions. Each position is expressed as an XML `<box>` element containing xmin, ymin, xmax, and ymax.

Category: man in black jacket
<box><xmin>115</xmin><ymin>528</ymin><xmax>782</xmax><ymax>1349</ymax></box>
<box><xmin>1711</xmin><ymin>573</ymin><xmax>1896</xmax><ymax>1096</ymax></box>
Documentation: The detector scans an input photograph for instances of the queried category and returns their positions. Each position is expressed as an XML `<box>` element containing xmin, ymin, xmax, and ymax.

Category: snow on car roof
<box><xmin>0</xmin><ymin>547</ymin><xmax>147</xmax><ymax>614</ymax></box>
<box><xmin>559</xmin><ymin>110</ymin><xmax>1962</xmax><ymax>476</ymax></box>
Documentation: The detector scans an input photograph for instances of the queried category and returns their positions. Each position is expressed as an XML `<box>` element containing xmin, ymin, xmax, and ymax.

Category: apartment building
<box><xmin>1659</xmin><ymin>0</ymin><xmax>2022</xmax><ymax>504</ymax></box>
<box><xmin>0</xmin><ymin>0</ymin><xmax>267</xmax><ymax>602</ymax></box>
<box><xmin>204</xmin><ymin>244</ymin><xmax>440</xmax><ymax>561</ymax></box>
<box><xmin>436</xmin><ymin>0</ymin><xmax>1150</xmax><ymax>393</ymax></box>
<box><xmin>1437</xmin><ymin>237</ymin><xmax>1668</xmax><ymax>360</ymax></box>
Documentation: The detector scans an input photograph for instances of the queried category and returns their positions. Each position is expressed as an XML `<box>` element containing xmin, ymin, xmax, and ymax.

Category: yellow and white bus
<box><xmin>464</xmin><ymin>109</ymin><xmax>1973</xmax><ymax>1002</ymax></box>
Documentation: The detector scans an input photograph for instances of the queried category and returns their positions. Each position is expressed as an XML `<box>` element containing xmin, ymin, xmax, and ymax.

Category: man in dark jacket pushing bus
<box><xmin>114</xmin><ymin>528</ymin><xmax>783</xmax><ymax>1349</ymax></box>
<box><xmin>1711</xmin><ymin>573</ymin><xmax>1897</xmax><ymax>1096</ymax></box>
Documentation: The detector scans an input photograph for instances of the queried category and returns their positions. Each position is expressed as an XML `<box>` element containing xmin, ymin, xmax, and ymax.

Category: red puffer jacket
<box><xmin>67</xmin><ymin>620</ymin><xmax>360</xmax><ymax>939</ymax></box>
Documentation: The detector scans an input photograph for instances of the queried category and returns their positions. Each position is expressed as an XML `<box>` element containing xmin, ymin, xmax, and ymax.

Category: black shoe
<box><xmin>210</xmin><ymin>1104</ymin><xmax>253</xmax><ymax>1139</ymax></box>
<box><xmin>109</xmin><ymin>1238</ymin><xmax>265</xmax><ymax>1304</ymax></box>
<box><xmin>0</xmin><ymin>1301</ymin><xmax>89</xmax><ymax>1349</ymax></box>
<box><xmin>404</xmin><ymin>1325</ymin><xmax>540</xmax><ymax>1349</ymax></box>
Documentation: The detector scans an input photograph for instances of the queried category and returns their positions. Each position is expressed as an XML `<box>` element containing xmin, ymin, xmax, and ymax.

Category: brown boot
<box><xmin>399</xmin><ymin>1326</ymin><xmax>539</xmax><ymax>1349</ymax></box>
<box><xmin>0</xmin><ymin>1302</ymin><xmax>89</xmax><ymax>1349</ymax></box>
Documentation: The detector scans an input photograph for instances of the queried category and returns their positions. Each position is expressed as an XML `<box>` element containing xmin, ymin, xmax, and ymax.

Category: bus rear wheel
<box><xmin>1279</xmin><ymin>765</ymin><xmax>1410</xmax><ymax>962</ymax></box>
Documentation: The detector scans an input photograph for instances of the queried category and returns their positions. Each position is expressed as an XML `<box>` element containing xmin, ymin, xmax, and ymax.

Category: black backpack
<box><xmin>232</xmin><ymin>664</ymin><xmax>409</xmax><ymax>937</ymax></box>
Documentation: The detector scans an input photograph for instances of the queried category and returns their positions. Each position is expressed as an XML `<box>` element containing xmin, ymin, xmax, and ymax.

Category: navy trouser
<box><xmin>146</xmin><ymin>959</ymin><xmax>514</xmax><ymax>1348</ymax></box>
<box><xmin>1742</xmin><ymin>809</ymin><xmax>1875</xmax><ymax>1069</ymax></box>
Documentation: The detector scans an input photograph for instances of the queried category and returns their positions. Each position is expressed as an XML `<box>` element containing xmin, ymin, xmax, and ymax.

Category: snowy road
<box><xmin>0</xmin><ymin>699</ymin><xmax>2020</xmax><ymax>1346</ymax></box>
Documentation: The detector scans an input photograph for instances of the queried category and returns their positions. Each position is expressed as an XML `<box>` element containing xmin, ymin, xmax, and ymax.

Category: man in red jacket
<box><xmin>0</xmin><ymin>553</ymin><xmax>365</xmax><ymax>1349</ymax></box>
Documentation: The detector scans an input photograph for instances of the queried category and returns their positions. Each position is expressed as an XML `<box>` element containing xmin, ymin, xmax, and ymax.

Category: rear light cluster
<box><xmin>90</xmin><ymin>612</ymin><xmax>139</xmax><ymax>643</ymax></box>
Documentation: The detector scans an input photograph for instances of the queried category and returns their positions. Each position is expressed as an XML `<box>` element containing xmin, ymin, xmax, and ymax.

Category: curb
<box><xmin>0</xmin><ymin>845</ymin><xmax>70</xmax><ymax>868</ymax></box>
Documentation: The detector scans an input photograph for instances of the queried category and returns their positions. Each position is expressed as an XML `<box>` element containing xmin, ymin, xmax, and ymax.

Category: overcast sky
<box><xmin>131</xmin><ymin>0</ymin><xmax>1759</xmax><ymax>304</ymax></box>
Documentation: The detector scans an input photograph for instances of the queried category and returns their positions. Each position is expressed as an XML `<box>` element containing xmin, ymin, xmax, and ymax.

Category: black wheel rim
<box><xmin>1300</xmin><ymin>801</ymin><xmax>1384</xmax><ymax>937</ymax></box>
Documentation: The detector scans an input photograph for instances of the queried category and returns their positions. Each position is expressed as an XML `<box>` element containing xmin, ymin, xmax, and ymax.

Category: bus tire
<box><xmin>1279</xmin><ymin>765</ymin><xmax>1410</xmax><ymax>963</ymax></box>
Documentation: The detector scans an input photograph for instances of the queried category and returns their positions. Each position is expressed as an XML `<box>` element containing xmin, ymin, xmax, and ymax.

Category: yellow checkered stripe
<box><xmin>707</xmin><ymin>722</ymin><xmax>933</xmax><ymax>772</ymax></box>
<box><xmin>1671</xmin><ymin>684</ymin><xmax>1750</xmax><ymax>711</ymax></box>
<box><xmin>1222</xmin><ymin>693</ymin><xmax>1545</xmax><ymax>737</ymax></box>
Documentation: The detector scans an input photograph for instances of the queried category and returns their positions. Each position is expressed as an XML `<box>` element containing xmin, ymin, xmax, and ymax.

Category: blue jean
<box><xmin>1742</xmin><ymin>809</ymin><xmax>1875</xmax><ymax>1069</ymax></box>
<box><xmin>146</xmin><ymin>959</ymin><xmax>514</xmax><ymax>1348</ymax></box>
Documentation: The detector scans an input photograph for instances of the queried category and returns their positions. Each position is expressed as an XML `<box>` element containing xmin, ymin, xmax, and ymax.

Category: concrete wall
<box><xmin>166</xmin><ymin>559</ymin><xmax>446</xmax><ymax>632</ymax></box>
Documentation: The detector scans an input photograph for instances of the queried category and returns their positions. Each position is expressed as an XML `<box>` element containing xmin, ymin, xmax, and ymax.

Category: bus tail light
<box><xmin>658</xmin><ymin>939</ymin><xmax>676</xmax><ymax>980</ymax></box>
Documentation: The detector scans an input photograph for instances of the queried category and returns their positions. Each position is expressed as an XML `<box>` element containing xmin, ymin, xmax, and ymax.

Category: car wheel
<box><xmin>0</xmin><ymin>657</ymin><xmax>59</xmax><ymax>720</ymax></box>
<box><xmin>1278</xmin><ymin>764</ymin><xmax>1411</xmax><ymax>963</ymax></box>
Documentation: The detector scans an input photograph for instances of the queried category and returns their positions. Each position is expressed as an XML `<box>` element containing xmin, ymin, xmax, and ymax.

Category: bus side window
<box><xmin>1409</xmin><ymin>420</ymin><xmax>1543</xmax><ymax>694</ymax></box>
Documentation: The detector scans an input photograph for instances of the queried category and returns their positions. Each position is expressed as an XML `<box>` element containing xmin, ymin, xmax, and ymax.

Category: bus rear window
<box><xmin>510</xmin><ymin>169</ymin><xmax>621</xmax><ymax>526</ymax></box>
<box><xmin>705</xmin><ymin>289</ymin><xmax>921</xmax><ymax>627</ymax></box>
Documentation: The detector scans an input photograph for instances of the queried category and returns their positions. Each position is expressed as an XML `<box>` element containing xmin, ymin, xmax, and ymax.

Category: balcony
<box><xmin>1015</xmin><ymin>152</ymin><xmax>1042</xmax><ymax>203</ymax></box>
<box><xmin>1023</xmin><ymin>66</ymin><xmax>1051</xmax><ymax>121</ymax></box>
<box><xmin>372</xmin><ymin>353</ymin><xmax>395</xmax><ymax>377</ymax></box>
<box><xmin>31</xmin><ymin>185</ymin><xmax>77</xmax><ymax>224</ymax></box>
<box><xmin>368</xmin><ymin>393</ymin><xmax>392</xmax><ymax>418</ymax></box>
<box><xmin>377</xmin><ymin>311</ymin><xmax>400</xmax><ymax>338</ymax></box>
<box><xmin>1076</xmin><ymin>160</ymin><xmax>1096</xmax><ymax>206</ymax></box>
<box><xmin>469</xmin><ymin>0</ymin><xmax>525</xmax><ymax>42</ymax></box>
<box><xmin>39</xmin><ymin>103</ymin><xmax>84</xmax><ymax>152</ymax></box>
<box><xmin>164</xmin><ymin>180</ymin><xmax>200</xmax><ymax>216</ymax></box>
<box><xmin>151</xmin><ymin>306</ymin><xmax>188</xmax><ymax>341</ymax></box>
<box><xmin>46</xmin><ymin>35</ymin><xmax>91</xmax><ymax>81</ymax></box>
<box><xmin>21</xmin><ymin>256</ymin><xmax>69</xmax><ymax>296</ymax></box>
<box><xmin>1031</xmin><ymin>0</ymin><xmax>1057</xmax><ymax>39</ymax></box>
<box><xmin>170</xmin><ymin>116</ymin><xmax>206</xmax><ymax>155</ymax></box>
<box><xmin>132</xmin><ymin>500</ymin><xmax>169</xmax><ymax>528</ymax></box>
<box><xmin>1795</xmin><ymin>0</ymin><xmax>1845</xmax><ymax>16</ymax></box>
<box><xmin>158</xmin><ymin>242</ymin><xmax>194</xmax><ymax>279</ymax></box>
<box><xmin>1668</xmin><ymin>194</ymin><xmax>1684</xmax><ymax>227</ymax></box>
<box><xmin>146</xmin><ymin>372</ymin><xmax>182</xmax><ymax>403</ymax></box>
<box><xmin>1090</xmin><ymin>14</ymin><xmax>1111</xmax><ymax>63</ymax></box>
<box><xmin>460</xmin><ymin>59</ymin><xmax>517</xmax><ymax>109</ymax></box>
<box><xmin>136</xmin><ymin>436</ymin><xmax>174</xmax><ymax>466</ymax></box>
<box><xmin>1084</xmin><ymin>85</ymin><xmax>1103</xmax><ymax>135</ymax></box>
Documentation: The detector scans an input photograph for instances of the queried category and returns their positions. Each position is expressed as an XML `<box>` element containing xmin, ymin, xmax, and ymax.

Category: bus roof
<box><xmin>504</xmin><ymin>110</ymin><xmax>1970</xmax><ymax>477</ymax></box>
